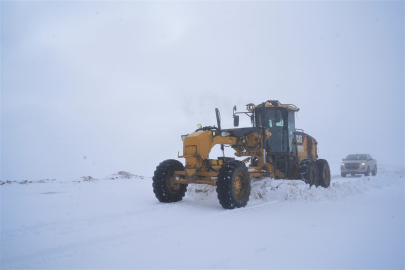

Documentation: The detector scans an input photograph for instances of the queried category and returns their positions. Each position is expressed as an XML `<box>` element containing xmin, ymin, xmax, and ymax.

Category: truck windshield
<box><xmin>346</xmin><ymin>154</ymin><xmax>367</xmax><ymax>160</ymax></box>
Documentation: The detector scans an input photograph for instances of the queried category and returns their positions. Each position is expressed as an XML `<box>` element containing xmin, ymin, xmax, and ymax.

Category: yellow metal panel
<box><xmin>182</xmin><ymin>131</ymin><xmax>238</xmax><ymax>183</ymax></box>
<box><xmin>185</xmin><ymin>145</ymin><xmax>197</xmax><ymax>156</ymax></box>
<box><xmin>297</xmin><ymin>135</ymin><xmax>308</xmax><ymax>163</ymax></box>
<box><xmin>265</xmin><ymin>104</ymin><xmax>299</xmax><ymax>111</ymax></box>
<box><xmin>183</xmin><ymin>131</ymin><xmax>237</xmax><ymax>161</ymax></box>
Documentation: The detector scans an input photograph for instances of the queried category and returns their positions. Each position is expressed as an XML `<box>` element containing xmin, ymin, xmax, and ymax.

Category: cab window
<box><xmin>288</xmin><ymin>111</ymin><xmax>295</xmax><ymax>152</ymax></box>
<box><xmin>255</xmin><ymin>108</ymin><xmax>296</xmax><ymax>153</ymax></box>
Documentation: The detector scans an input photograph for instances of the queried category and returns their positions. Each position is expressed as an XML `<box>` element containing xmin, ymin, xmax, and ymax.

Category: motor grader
<box><xmin>152</xmin><ymin>100</ymin><xmax>331</xmax><ymax>209</ymax></box>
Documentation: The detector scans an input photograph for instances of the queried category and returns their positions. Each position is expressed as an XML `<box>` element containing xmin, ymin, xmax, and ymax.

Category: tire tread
<box><xmin>152</xmin><ymin>159</ymin><xmax>188</xmax><ymax>203</ymax></box>
<box><xmin>216</xmin><ymin>161</ymin><xmax>251</xmax><ymax>209</ymax></box>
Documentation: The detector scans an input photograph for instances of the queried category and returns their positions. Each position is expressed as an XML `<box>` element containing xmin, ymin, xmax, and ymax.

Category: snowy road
<box><xmin>1</xmin><ymin>166</ymin><xmax>404</xmax><ymax>269</ymax></box>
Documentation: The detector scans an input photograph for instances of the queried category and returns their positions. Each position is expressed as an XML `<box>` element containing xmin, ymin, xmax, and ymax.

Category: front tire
<box><xmin>364</xmin><ymin>166</ymin><xmax>370</xmax><ymax>176</ymax></box>
<box><xmin>216</xmin><ymin>161</ymin><xmax>251</xmax><ymax>209</ymax></box>
<box><xmin>372</xmin><ymin>165</ymin><xmax>377</xmax><ymax>176</ymax></box>
<box><xmin>152</xmin><ymin>159</ymin><xmax>188</xmax><ymax>203</ymax></box>
<box><xmin>299</xmin><ymin>159</ymin><xmax>319</xmax><ymax>187</ymax></box>
<box><xmin>316</xmin><ymin>159</ymin><xmax>331</xmax><ymax>188</ymax></box>
<box><xmin>341</xmin><ymin>172</ymin><xmax>347</xmax><ymax>177</ymax></box>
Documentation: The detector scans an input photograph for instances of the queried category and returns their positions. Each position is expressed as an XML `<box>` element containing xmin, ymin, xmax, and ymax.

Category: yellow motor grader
<box><xmin>152</xmin><ymin>100</ymin><xmax>330</xmax><ymax>209</ymax></box>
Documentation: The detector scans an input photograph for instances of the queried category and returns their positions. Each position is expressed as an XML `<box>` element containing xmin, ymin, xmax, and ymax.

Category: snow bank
<box><xmin>250</xmin><ymin>174</ymin><xmax>401</xmax><ymax>202</ymax></box>
<box><xmin>0</xmin><ymin>178</ymin><xmax>57</xmax><ymax>185</ymax></box>
<box><xmin>73</xmin><ymin>171</ymin><xmax>149</xmax><ymax>183</ymax></box>
<box><xmin>101</xmin><ymin>171</ymin><xmax>147</xmax><ymax>180</ymax></box>
<box><xmin>0</xmin><ymin>171</ymin><xmax>148</xmax><ymax>185</ymax></box>
<box><xmin>186</xmin><ymin>168</ymin><xmax>404</xmax><ymax>204</ymax></box>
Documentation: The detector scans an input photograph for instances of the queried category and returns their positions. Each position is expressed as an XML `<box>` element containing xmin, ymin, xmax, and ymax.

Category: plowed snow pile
<box><xmin>186</xmin><ymin>167</ymin><xmax>404</xmax><ymax>204</ymax></box>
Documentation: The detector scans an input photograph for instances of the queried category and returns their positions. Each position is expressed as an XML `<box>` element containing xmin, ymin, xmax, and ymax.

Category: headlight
<box><xmin>341</xmin><ymin>163</ymin><xmax>345</xmax><ymax>166</ymax></box>
<box><xmin>246</xmin><ymin>103</ymin><xmax>255</xmax><ymax>111</ymax></box>
<box><xmin>221</xmin><ymin>131</ymin><xmax>231</xmax><ymax>137</ymax></box>
<box><xmin>361</xmin><ymin>163</ymin><xmax>365</xmax><ymax>166</ymax></box>
<box><xmin>181</xmin><ymin>135</ymin><xmax>188</xmax><ymax>141</ymax></box>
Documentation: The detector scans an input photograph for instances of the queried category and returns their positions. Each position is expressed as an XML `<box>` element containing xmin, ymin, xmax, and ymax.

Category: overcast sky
<box><xmin>1</xmin><ymin>1</ymin><xmax>404</xmax><ymax>180</ymax></box>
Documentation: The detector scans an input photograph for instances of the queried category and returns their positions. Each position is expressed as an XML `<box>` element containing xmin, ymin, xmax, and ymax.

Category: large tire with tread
<box><xmin>152</xmin><ymin>159</ymin><xmax>188</xmax><ymax>203</ymax></box>
<box><xmin>299</xmin><ymin>159</ymin><xmax>319</xmax><ymax>187</ymax></box>
<box><xmin>372</xmin><ymin>165</ymin><xmax>377</xmax><ymax>176</ymax></box>
<box><xmin>216</xmin><ymin>161</ymin><xmax>251</xmax><ymax>209</ymax></box>
<box><xmin>316</xmin><ymin>159</ymin><xmax>331</xmax><ymax>188</ymax></box>
<box><xmin>341</xmin><ymin>172</ymin><xmax>346</xmax><ymax>177</ymax></box>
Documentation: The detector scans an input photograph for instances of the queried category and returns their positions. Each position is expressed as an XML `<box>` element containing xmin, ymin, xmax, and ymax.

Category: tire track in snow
<box><xmin>1</xmin><ymin>197</ymin><xmax>284</xmax><ymax>269</ymax></box>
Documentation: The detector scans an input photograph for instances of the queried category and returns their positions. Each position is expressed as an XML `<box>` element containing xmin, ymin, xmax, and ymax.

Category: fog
<box><xmin>1</xmin><ymin>1</ymin><xmax>404</xmax><ymax>180</ymax></box>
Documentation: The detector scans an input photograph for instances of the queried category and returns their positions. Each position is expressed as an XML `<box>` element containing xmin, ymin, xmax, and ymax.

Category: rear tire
<box><xmin>316</xmin><ymin>159</ymin><xmax>331</xmax><ymax>188</ymax></box>
<box><xmin>152</xmin><ymin>159</ymin><xmax>188</xmax><ymax>203</ymax></box>
<box><xmin>299</xmin><ymin>159</ymin><xmax>319</xmax><ymax>187</ymax></box>
<box><xmin>372</xmin><ymin>166</ymin><xmax>377</xmax><ymax>176</ymax></box>
<box><xmin>216</xmin><ymin>161</ymin><xmax>251</xmax><ymax>209</ymax></box>
<box><xmin>364</xmin><ymin>166</ymin><xmax>370</xmax><ymax>176</ymax></box>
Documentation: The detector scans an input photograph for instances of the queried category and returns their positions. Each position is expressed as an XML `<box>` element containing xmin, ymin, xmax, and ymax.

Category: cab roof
<box><xmin>247</xmin><ymin>100</ymin><xmax>299</xmax><ymax>111</ymax></box>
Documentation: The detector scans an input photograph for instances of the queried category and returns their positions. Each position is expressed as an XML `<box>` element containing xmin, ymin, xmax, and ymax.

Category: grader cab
<box><xmin>152</xmin><ymin>100</ymin><xmax>331</xmax><ymax>209</ymax></box>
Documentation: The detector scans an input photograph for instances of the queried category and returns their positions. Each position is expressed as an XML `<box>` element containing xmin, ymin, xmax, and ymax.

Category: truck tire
<box><xmin>341</xmin><ymin>172</ymin><xmax>346</xmax><ymax>177</ymax></box>
<box><xmin>216</xmin><ymin>161</ymin><xmax>251</xmax><ymax>209</ymax></box>
<box><xmin>299</xmin><ymin>159</ymin><xmax>319</xmax><ymax>187</ymax></box>
<box><xmin>152</xmin><ymin>159</ymin><xmax>188</xmax><ymax>203</ymax></box>
<box><xmin>316</xmin><ymin>159</ymin><xmax>331</xmax><ymax>188</ymax></box>
<box><xmin>372</xmin><ymin>165</ymin><xmax>377</xmax><ymax>176</ymax></box>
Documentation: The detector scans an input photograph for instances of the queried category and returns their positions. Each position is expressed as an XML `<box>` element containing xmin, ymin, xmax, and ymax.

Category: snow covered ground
<box><xmin>1</xmin><ymin>165</ymin><xmax>404</xmax><ymax>269</ymax></box>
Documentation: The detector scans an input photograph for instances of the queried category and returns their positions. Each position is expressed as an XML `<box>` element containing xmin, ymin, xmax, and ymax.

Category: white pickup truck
<box><xmin>341</xmin><ymin>154</ymin><xmax>377</xmax><ymax>177</ymax></box>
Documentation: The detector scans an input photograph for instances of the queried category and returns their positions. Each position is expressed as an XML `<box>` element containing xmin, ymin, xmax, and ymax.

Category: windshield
<box><xmin>346</xmin><ymin>154</ymin><xmax>367</xmax><ymax>160</ymax></box>
<box><xmin>255</xmin><ymin>108</ymin><xmax>283</xmax><ymax>128</ymax></box>
<box><xmin>255</xmin><ymin>108</ymin><xmax>294</xmax><ymax>153</ymax></box>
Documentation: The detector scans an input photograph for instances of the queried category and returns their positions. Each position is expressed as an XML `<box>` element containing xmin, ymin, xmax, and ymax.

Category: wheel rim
<box><xmin>166</xmin><ymin>170</ymin><xmax>181</xmax><ymax>195</ymax></box>
<box><xmin>233</xmin><ymin>171</ymin><xmax>246</xmax><ymax>200</ymax></box>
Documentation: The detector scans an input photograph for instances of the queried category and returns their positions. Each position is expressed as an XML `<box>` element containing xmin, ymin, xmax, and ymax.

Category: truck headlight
<box><xmin>341</xmin><ymin>163</ymin><xmax>345</xmax><ymax>166</ymax></box>
<box><xmin>221</xmin><ymin>131</ymin><xmax>231</xmax><ymax>137</ymax></box>
<box><xmin>361</xmin><ymin>163</ymin><xmax>365</xmax><ymax>166</ymax></box>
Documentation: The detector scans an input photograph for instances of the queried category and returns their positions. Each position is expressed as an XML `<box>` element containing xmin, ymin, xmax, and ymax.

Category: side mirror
<box><xmin>234</xmin><ymin>115</ymin><xmax>239</xmax><ymax>127</ymax></box>
<box><xmin>342</xmin><ymin>158</ymin><xmax>346</xmax><ymax>161</ymax></box>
